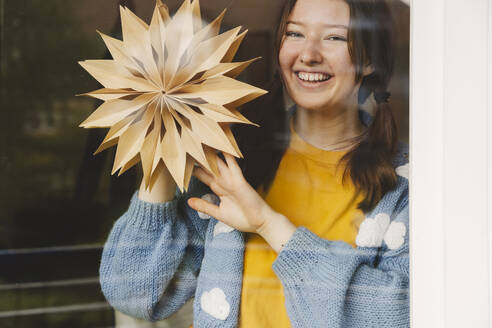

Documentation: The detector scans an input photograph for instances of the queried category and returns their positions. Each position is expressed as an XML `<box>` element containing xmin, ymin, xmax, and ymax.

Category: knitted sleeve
<box><xmin>99</xmin><ymin>178</ymin><xmax>210</xmax><ymax>321</ymax></box>
<box><xmin>273</xmin><ymin>183</ymin><xmax>409</xmax><ymax>328</ymax></box>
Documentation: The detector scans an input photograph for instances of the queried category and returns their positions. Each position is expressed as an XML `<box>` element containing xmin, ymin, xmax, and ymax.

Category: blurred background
<box><xmin>0</xmin><ymin>0</ymin><xmax>409</xmax><ymax>327</ymax></box>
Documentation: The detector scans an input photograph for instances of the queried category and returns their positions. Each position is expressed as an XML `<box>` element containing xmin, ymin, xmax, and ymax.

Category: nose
<box><xmin>299</xmin><ymin>39</ymin><xmax>322</xmax><ymax>65</ymax></box>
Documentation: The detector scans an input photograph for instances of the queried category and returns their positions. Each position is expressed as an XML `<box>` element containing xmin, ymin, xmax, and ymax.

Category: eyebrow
<box><xmin>286</xmin><ymin>21</ymin><xmax>348</xmax><ymax>29</ymax></box>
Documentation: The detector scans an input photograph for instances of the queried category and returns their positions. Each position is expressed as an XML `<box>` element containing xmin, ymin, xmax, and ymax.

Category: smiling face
<box><xmin>278</xmin><ymin>0</ymin><xmax>372</xmax><ymax>112</ymax></box>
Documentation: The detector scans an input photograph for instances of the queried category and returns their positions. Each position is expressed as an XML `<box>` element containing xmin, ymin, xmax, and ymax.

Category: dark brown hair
<box><xmin>235</xmin><ymin>0</ymin><xmax>398</xmax><ymax>212</ymax></box>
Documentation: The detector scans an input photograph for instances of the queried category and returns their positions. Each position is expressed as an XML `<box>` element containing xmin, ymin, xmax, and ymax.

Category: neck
<box><xmin>293</xmin><ymin>103</ymin><xmax>365</xmax><ymax>151</ymax></box>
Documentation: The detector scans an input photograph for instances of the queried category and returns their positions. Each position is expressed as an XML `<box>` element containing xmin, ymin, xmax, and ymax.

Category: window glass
<box><xmin>0</xmin><ymin>0</ymin><xmax>409</xmax><ymax>326</ymax></box>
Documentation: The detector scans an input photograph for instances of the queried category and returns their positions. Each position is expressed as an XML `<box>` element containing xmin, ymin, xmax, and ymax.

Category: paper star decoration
<box><xmin>78</xmin><ymin>0</ymin><xmax>267</xmax><ymax>191</ymax></box>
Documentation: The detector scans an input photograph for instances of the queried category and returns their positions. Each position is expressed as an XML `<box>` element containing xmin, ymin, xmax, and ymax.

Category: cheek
<box><xmin>327</xmin><ymin>47</ymin><xmax>355</xmax><ymax>76</ymax></box>
<box><xmin>278</xmin><ymin>43</ymin><xmax>299</xmax><ymax>73</ymax></box>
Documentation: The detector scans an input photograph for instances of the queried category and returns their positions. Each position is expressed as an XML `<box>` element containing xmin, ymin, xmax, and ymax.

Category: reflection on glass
<box><xmin>0</xmin><ymin>0</ymin><xmax>409</xmax><ymax>327</ymax></box>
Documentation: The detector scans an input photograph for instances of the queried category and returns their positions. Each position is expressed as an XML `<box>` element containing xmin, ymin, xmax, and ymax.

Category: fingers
<box><xmin>188</xmin><ymin>197</ymin><xmax>221</xmax><ymax>219</ymax></box>
<box><xmin>193</xmin><ymin>166</ymin><xmax>214</xmax><ymax>186</ymax></box>
<box><xmin>224</xmin><ymin>153</ymin><xmax>243</xmax><ymax>176</ymax></box>
<box><xmin>193</xmin><ymin>166</ymin><xmax>226</xmax><ymax>196</ymax></box>
<box><xmin>194</xmin><ymin>154</ymin><xmax>230</xmax><ymax>180</ymax></box>
<box><xmin>193</xmin><ymin>153</ymin><xmax>244</xmax><ymax>195</ymax></box>
<box><xmin>216</xmin><ymin>154</ymin><xmax>229</xmax><ymax>176</ymax></box>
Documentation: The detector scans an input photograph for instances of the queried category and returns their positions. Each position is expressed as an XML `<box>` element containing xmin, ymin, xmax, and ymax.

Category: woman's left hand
<box><xmin>187</xmin><ymin>153</ymin><xmax>272</xmax><ymax>234</ymax></box>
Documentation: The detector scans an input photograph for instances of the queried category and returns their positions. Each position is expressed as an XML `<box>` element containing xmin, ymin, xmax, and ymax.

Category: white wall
<box><xmin>411</xmin><ymin>0</ymin><xmax>492</xmax><ymax>327</ymax></box>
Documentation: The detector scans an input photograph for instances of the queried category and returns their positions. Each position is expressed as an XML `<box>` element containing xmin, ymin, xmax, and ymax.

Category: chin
<box><xmin>291</xmin><ymin>96</ymin><xmax>331</xmax><ymax>112</ymax></box>
<box><xmin>292</xmin><ymin>92</ymin><xmax>358</xmax><ymax>113</ymax></box>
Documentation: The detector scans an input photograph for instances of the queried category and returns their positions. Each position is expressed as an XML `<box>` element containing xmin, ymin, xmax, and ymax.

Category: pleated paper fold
<box><xmin>78</xmin><ymin>0</ymin><xmax>266</xmax><ymax>191</ymax></box>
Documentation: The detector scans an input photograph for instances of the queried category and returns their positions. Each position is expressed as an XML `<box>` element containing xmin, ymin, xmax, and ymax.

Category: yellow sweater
<box><xmin>239</xmin><ymin>121</ymin><xmax>364</xmax><ymax>327</ymax></box>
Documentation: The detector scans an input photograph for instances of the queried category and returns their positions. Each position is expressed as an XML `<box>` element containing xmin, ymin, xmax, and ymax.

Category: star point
<box><xmin>79</xmin><ymin>0</ymin><xmax>267</xmax><ymax>191</ymax></box>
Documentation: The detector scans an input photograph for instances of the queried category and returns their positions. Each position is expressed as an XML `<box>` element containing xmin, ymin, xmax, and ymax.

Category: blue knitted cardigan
<box><xmin>99</xmin><ymin>112</ymin><xmax>410</xmax><ymax>327</ymax></box>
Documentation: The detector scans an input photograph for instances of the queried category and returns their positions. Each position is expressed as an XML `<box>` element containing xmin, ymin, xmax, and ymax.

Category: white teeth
<box><xmin>297</xmin><ymin>72</ymin><xmax>330</xmax><ymax>82</ymax></box>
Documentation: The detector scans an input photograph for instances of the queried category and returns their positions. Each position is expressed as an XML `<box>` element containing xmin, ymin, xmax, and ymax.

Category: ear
<box><xmin>363</xmin><ymin>63</ymin><xmax>374</xmax><ymax>76</ymax></box>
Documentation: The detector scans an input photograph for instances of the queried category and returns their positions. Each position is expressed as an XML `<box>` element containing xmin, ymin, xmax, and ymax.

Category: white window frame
<box><xmin>410</xmin><ymin>0</ymin><xmax>491</xmax><ymax>327</ymax></box>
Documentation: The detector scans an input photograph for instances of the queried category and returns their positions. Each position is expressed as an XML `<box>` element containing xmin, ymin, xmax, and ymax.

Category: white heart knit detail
<box><xmin>356</xmin><ymin>213</ymin><xmax>391</xmax><ymax>248</ymax></box>
<box><xmin>395</xmin><ymin>163</ymin><xmax>409</xmax><ymax>179</ymax></box>
<box><xmin>213</xmin><ymin>221</ymin><xmax>235</xmax><ymax>237</ymax></box>
<box><xmin>384</xmin><ymin>221</ymin><xmax>406</xmax><ymax>250</ymax></box>
<box><xmin>200</xmin><ymin>288</ymin><xmax>230</xmax><ymax>320</ymax></box>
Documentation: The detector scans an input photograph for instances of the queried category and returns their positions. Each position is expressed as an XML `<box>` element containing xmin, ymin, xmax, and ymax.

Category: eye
<box><xmin>285</xmin><ymin>31</ymin><xmax>303</xmax><ymax>38</ymax></box>
<box><xmin>325</xmin><ymin>35</ymin><xmax>347</xmax><ymax>42</ymax></box>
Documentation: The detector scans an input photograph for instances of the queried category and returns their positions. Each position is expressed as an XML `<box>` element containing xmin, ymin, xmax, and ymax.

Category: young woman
<box><xmin>99</xmin><ymin>0</ymin><xmax>409</xmax><ymax>327</ymax></box>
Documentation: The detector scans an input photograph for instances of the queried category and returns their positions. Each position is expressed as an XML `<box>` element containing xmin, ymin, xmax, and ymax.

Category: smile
<box><xmin>296</xmin><ymin>71</ymin><xmax>332</xmax><ymax>82</ymax></box>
